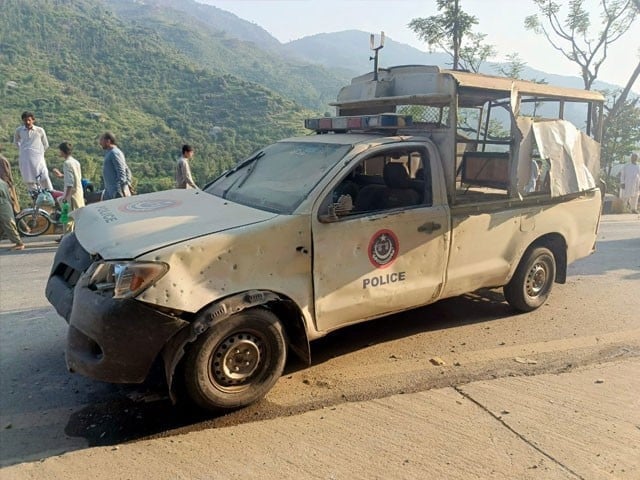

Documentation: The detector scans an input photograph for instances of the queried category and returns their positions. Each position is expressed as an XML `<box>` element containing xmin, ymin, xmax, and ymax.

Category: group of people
<box><xmin>1</xmin><ymin>112</ymin><xmax>141</xmax><ymax>250</ymax></box>
<box><xmin>2</xmin><ymin>111</ymin><xmax>201</xmax><ymax>251</ymax></box>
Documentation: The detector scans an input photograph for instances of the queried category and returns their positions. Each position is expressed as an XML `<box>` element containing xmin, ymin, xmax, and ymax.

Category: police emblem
<box><xmin>368</xmin><ymin>229</ymin><xmax>399</xmax><ymax>268</ymax></box>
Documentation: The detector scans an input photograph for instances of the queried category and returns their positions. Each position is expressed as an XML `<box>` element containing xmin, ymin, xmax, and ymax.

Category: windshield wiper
<box><xmin>225</xmin><ymin>151</ymin><xmax>264</xmax><ymax>177</ymax></box>
<box><xmin>221</xmin><ymin>151</ymin><xmax>265</xmax><ymax>198</ymax></box>
<box><xmin>235</xmin><ymin>151</ymin><xmax>265</xmax><ymax>189</ymax></box>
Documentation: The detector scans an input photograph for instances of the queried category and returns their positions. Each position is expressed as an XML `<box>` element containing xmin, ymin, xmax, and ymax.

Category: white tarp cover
<box><xmin>516</xmin><ymin>116</ymin><xmax>535</xmax><ymax>194</ymax></box>
<box><xmin>532</xmin><ymin>119</ymin><xmax>599</xmax><ymax>197</ymax></box>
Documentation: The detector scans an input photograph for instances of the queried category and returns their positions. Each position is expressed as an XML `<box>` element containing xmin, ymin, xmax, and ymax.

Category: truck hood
<box><xmin>73</xmin><ymin>190</ymin><xmax>278</xmax><ymax>259</ymax></box>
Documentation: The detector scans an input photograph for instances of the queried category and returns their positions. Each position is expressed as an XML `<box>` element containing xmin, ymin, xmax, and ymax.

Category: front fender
<box><xmin>162</xmin><ymin>290</ymin><xmax>310</xmax><ymax>403</ymax></box>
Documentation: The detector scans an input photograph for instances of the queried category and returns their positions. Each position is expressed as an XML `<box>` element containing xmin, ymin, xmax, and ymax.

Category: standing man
<box><xmin>620</xmin><ymin>153</ymin><xmax>640</xmax><ymax>214</ymax></box>
<box><xmin>99</xmin><ymin>132</ymin><xmax>131</xmax><ymax>200</ymax></box>
<box><xmin>175</xmin><ymin>144</ymin><xmax>198</xmax><ymax>189</ymax></box>
<box><xmin>13</xmin><ymin>111</ymin><xmax>53</xmax><ymax>190</ymax></box>
<box><xmin>0</xmin><ymin>146</ymin><xmax>20</xmax><ymax>214</ymax></box>
<box><xmin>52</xmin><ymin>142</ymin><xmax>85</xmax><ymax>236</ymax></box>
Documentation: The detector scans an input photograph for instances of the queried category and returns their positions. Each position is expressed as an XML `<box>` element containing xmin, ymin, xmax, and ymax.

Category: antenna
<box><xmin>369</xmin><ymin>31</ymin><xmax>384</xmax><ymax>81</ymax></box>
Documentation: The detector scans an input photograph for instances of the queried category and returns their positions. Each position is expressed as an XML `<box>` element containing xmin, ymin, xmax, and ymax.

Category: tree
<box><xmin>495</xmin><ymin>53</ymin><xmax>527</xmax><ymax>80</ymax></box>
<box><xmin>459</xmin><ymin>32</ymin><xmax>496</xmax><ymax>73</ymax></box>
<box><xmin>601</xmin><ymin>95</ymin><xmax>640</xmax><ymax>183</ymax></box>
<box><xmin>525</xmin><ymin>0</ymin><xmax>638</xmax><ymax>90</ymax></box>
<box><xmin>525</xmin><ymin>0</ymin><xmax>639</xmax><ymax>175</ymax></box>
<box><xmin>409</xmin><ymin>0</ymin><xmax>495</xmax><ymax>72</ymax></box>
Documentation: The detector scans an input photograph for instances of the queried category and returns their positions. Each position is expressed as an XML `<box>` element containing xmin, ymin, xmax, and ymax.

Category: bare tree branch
<box><xmin>607</xmin><ymin>60</ymin><xmax>640</xmax><ymax>118</ymax></box>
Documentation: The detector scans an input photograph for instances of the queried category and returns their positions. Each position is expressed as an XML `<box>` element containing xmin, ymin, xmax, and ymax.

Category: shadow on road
<box><xmin>308</xmin><ymin>289</ymin><xmax>512</xmax><ymax>365</ymax></box>
<box><xmin>569</xmin><ymin>237</ymin><xmax>640</xmax><ymax>278</ymax></box>
<box><xmin>0</xmin><ymin>290</ymin><xmax>512</xmax><ymax>466</ymax></box>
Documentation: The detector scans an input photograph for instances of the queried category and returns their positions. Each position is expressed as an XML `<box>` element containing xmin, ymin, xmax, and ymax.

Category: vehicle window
<box><xmin>206</xmin><ymin>141</ymin><xmax>351</xmax><ymax>214</ymax></box>
<box><xmin>396</xmin><ymin>105</ymin><xmax>451</xmax><ymax>129</ymax></box>
<box><xmin>328</xmin><ymin>149</ymin><xmax>432</xmax><ymax>218</ymax></box>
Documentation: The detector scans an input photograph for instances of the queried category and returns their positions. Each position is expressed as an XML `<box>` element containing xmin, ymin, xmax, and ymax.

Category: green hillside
<box><xmin>106</xmin><ymin>0</ymin><xmax>348</xmax><ymax>112</ymax></box>
<box><xmin>0</xmin><ymin>0</ymin><xmax>313</xmax><ymax>201</ymax></box>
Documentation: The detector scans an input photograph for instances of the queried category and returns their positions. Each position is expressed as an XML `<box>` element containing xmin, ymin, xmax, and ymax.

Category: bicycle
<box><xmin>15</xmin><ymin>183</ymin><xmax>65</xmax><ymax>237</ymax></box>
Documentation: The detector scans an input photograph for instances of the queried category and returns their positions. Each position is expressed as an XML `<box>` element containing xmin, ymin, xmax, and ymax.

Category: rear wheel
<box><xmin>16</xmin><ymin>209</ymin><xmax>51</xmax><ymax>237</ymax></box>
<box><xmin>504</xmin><ymin>246</ymin><xmax>556</xmax><ymax>312</ymax></box>
<box><xmin>183</xmin><ymin>308</ymin><xmax>287</xmax><ymax>411</ymax></box>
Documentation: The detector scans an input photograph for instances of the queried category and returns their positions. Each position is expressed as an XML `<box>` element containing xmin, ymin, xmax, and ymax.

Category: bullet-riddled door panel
<box><xmin>312</xmin><ymin>146</ymin><xmax>449</xmax><ymax>332</ymax></box>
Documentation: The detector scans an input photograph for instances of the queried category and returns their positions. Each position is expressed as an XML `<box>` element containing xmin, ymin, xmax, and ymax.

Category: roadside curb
<box><xmin>600</xmin><ymin>213</ymin><xmax>639</xmax><ymax>222</ymax></box>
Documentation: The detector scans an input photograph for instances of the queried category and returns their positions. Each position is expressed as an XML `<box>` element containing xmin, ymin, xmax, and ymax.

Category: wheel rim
<box><xmin>17</xmin><ymin>211</ymin><xmax>49</xmax><ymax>236</ymax></box>
<box><xmin>525</xmin><ymin>258</ymin><xmax>550</xmax><ymax>297</ymax></box>
<box><xmin>211</xmin><ymin>332</ymin><xmax>264</xmax><ymax>388</ymax></box>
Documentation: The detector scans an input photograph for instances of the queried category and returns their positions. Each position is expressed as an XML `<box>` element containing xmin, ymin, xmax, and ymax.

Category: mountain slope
<box><xmin>285</xmin><ymin>30</ymin><xmax>627</xmax><ymax>93</ymax></box>
<box><xmin>0</xmin><ymin>0</ymin><xmax>312</xmax><ymax>194</ymax></box>
<box><xmin>107</xmin><ymin>0</ymin><xmax>350</xmax><ymax>111</ymax></box>
<box><xmin>284</xmin><ymin>30</ymin><xmax>450</xmax><ymax>74</ymax></box>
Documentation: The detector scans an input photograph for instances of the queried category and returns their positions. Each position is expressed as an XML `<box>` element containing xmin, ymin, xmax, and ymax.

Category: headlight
<box><xmin>89</xmin><ymin>261</ymin><xmax>169</xmax><ymax>299</ymax></box>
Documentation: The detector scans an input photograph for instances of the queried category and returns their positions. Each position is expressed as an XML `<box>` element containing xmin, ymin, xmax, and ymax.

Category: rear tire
<box><xmin>504</xmin><ymin>246</ymin><xmax>556</xmax><ymax>312</ymax></box>
<box><xmin>183</xmin><ymin>308</ymin><xmax>287</xmax><ymax>411</ymax></box>
<box><xmin>16</xmin><ymin>209</ymin><xmax>51</xmax><ymax>237</ymax></box>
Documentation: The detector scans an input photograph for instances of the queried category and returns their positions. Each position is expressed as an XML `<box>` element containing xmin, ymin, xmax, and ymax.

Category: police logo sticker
<box><xmin>368</xmin><ymin>229</ymin><xmax>399</xmax><ymax>268</ymax></box>
<box><xmin>119</xmin><ymin>199</ymin><xmax>181</xmax><ymax>213</ymax></box>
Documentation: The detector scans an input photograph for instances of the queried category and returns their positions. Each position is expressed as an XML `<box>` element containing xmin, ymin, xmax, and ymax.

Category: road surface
<box><xmin>0</xmin><ymin>215</ymin><xmax>638</xmax><ymax>468</ymax></box>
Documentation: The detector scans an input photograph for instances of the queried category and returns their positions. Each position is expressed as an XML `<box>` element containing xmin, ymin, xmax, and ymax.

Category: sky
<box><xmin>200</xmin><ymin>0</ymin><xmax>639</xmax><ymax>89</ymax></box>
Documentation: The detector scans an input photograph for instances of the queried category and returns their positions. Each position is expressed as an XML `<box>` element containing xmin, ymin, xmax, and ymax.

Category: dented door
<box><xmin>311</xmin><ymin>150</ymin><xmax>450</xmax><ymax>332</ymax></box>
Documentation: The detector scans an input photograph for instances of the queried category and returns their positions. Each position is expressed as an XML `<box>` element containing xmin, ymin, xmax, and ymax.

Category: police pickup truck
<box><xmin>46</xmin><ymin>65</ymin><xmax>604</xmax><ymax>411</ymax></box>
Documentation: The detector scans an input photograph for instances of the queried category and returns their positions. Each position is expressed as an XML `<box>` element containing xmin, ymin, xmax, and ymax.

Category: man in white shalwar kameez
<box><xmin>13</xmin><ymin>111</ymin><xmax>53</xmax><ymax>190</ymax></box>
<box><xmin>620</xmin><ymin>153</ymin><xmax>640</xmax><ymax>213</ymax></box>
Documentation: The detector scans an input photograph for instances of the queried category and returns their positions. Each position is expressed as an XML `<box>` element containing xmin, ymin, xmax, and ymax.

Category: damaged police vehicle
<box><xmin>46</xmin><ymin>65</ymin><xmax>604</xmax><ymax>411</ymax></box>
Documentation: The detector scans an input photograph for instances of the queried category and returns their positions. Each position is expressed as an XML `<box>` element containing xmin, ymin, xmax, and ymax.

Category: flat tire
<box><xmin>183</xmin><ymin>308</ymin><xmax>287</xmax><ymax>411</ymax></box>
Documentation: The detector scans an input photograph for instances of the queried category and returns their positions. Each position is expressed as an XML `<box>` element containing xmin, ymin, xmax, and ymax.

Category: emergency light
<box><xmin>305</xmin><ymin>114</ymin><xmax>413</xmax><ymax>133</ymax></box>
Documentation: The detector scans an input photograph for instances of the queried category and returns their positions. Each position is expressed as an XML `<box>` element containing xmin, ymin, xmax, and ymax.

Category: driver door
<box><xmin>311</xmin><ymin>144</ymin><xmax>449</xmax><ymax>332</ymax></box>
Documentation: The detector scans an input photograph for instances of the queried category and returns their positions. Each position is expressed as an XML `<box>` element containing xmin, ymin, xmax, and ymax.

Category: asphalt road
<box><xmin>0</xmin><ymin>215</ymin><xmax>639</xmax><ymax>467</ymax></box>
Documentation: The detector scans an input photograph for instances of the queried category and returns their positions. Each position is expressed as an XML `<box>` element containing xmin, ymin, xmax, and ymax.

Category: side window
<box><xmin>327</xmin><ymin>148</ymin><xmax>432</xmax><ymax>218</ymax></box>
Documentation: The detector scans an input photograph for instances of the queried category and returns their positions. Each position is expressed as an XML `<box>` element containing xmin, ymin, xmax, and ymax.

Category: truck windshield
<box><xmin>205</xmin><ymin>141</ymin><xmax>351</xmax><ymax>213</ymax></box>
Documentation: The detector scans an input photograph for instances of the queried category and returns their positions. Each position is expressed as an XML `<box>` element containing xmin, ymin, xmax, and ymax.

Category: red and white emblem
<box><xmin>368</xmin><ymin>229</ymin><xmax>399</xmax><ymax>268</ymax></box>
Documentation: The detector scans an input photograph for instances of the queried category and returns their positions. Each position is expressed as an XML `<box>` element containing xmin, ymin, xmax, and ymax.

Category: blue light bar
<box><xmin>304</xmin><ymin>114</ymin><xmax>413</xmax><ymax>132</ymax></box>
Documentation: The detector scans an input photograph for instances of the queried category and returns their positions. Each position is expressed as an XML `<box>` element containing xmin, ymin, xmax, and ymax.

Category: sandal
<box><xmin>12</xmin><ymin>244</ymin><xmax>25</xmax><ymax>251</ymax></box>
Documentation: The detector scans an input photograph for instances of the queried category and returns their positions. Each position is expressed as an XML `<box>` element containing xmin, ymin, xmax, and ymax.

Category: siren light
<box><xmin>304</xmin><ymin>114</ymin><xmax>413</xmax><ymax>133</ymax></box>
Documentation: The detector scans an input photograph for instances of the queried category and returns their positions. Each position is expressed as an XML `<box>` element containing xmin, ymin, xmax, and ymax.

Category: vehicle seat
<box><xmin>382</xmin><ymin>163</ymin><xmax>420</xmax><ymax>209</ymax></box>
<box><xmin>354</xmin><ymin>184</ymin><xmax>387</xmax><ymax>212</ymax></box>
<box><xmin>414</xmin><ymin>167</ymin><xmax>432</xmax><ymax>206</ymax></box>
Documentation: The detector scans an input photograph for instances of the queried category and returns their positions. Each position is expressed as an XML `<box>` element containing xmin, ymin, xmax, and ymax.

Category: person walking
<box><xmin>620</xmin><ymin>153</ymin><xmax>640</xmax><ymax>214</ymax></box>
<box><xmin>13</xmin><ymin>111</ymin><xmax>53</xmax><ymax>190</ymax></box>
<box><xmin>99</xmin><ymin>132</ymin><xmax>131</xmax><ymax>200</ymax></box>
<box><xmin>175</xmin><ymin>144</ymin><xmax>198</xmax><ymax>189</ymax></box>
<box><xmin>52</xmin><ymin>142</ymin><xmax>85</xmax><ymax>237</ymax></box>
<box><xmin>0</xmin><ymin>179</ymin><xmax>25</xmax><ymax>251</ymax></box>
<box><xmin>0</xmin><ymin>147</ymin><xmax>20</xmax><ymax>215</ymax></box>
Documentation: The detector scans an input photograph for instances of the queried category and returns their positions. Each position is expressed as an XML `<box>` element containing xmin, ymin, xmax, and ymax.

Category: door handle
<box><xmin>418</xmin><ymin>221</ymin><xmax>442</xmax><ymax>234</ymax></box>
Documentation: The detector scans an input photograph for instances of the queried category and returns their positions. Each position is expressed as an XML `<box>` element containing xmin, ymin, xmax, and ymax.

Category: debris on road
<box><xmin>514</xmin><ymin>357</ymin><xmax>538</xmax><ymax>365</ymax></box>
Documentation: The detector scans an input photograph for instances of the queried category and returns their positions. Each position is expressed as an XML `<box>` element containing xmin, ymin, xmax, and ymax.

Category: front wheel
<box><xmin>504</xmin><ymin>246</ymin><xmax>556</xmax><ymax>312</ymax></box>
<box><xmin>182</xmin><ymin>308</ymin><xmax>287</xmax><ymax>411</ymax></box>
<box><xmin>16</xmin><ymin>209</ymin><xmax>51</xmax><ymax>237</ymax></box>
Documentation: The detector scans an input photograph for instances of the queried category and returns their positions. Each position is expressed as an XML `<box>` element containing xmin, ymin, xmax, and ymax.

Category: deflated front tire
<box><xmin>182</xmin><ymin>308</ymin><xmax>287</xmax><ymax>411</ymax></box>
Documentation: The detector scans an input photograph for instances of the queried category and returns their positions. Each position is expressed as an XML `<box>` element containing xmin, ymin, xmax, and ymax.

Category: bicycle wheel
<box><xmin>16</xmin><ymin>209</ymin><xmax>51</xmax><ymax>237</ymax></box>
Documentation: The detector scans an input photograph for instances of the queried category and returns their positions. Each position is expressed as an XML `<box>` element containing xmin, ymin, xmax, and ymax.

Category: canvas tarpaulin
<box><xmin>532</xmin><ymin>119</ymin><xmax>599</xmax><ymax>197</ymax></box>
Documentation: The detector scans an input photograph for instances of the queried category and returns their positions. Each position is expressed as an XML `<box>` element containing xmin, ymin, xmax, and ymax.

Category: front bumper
<box><xmin>46</xmin><ymin>234</ymin><xmax>188</xmax><ymax>383</ymax></box>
